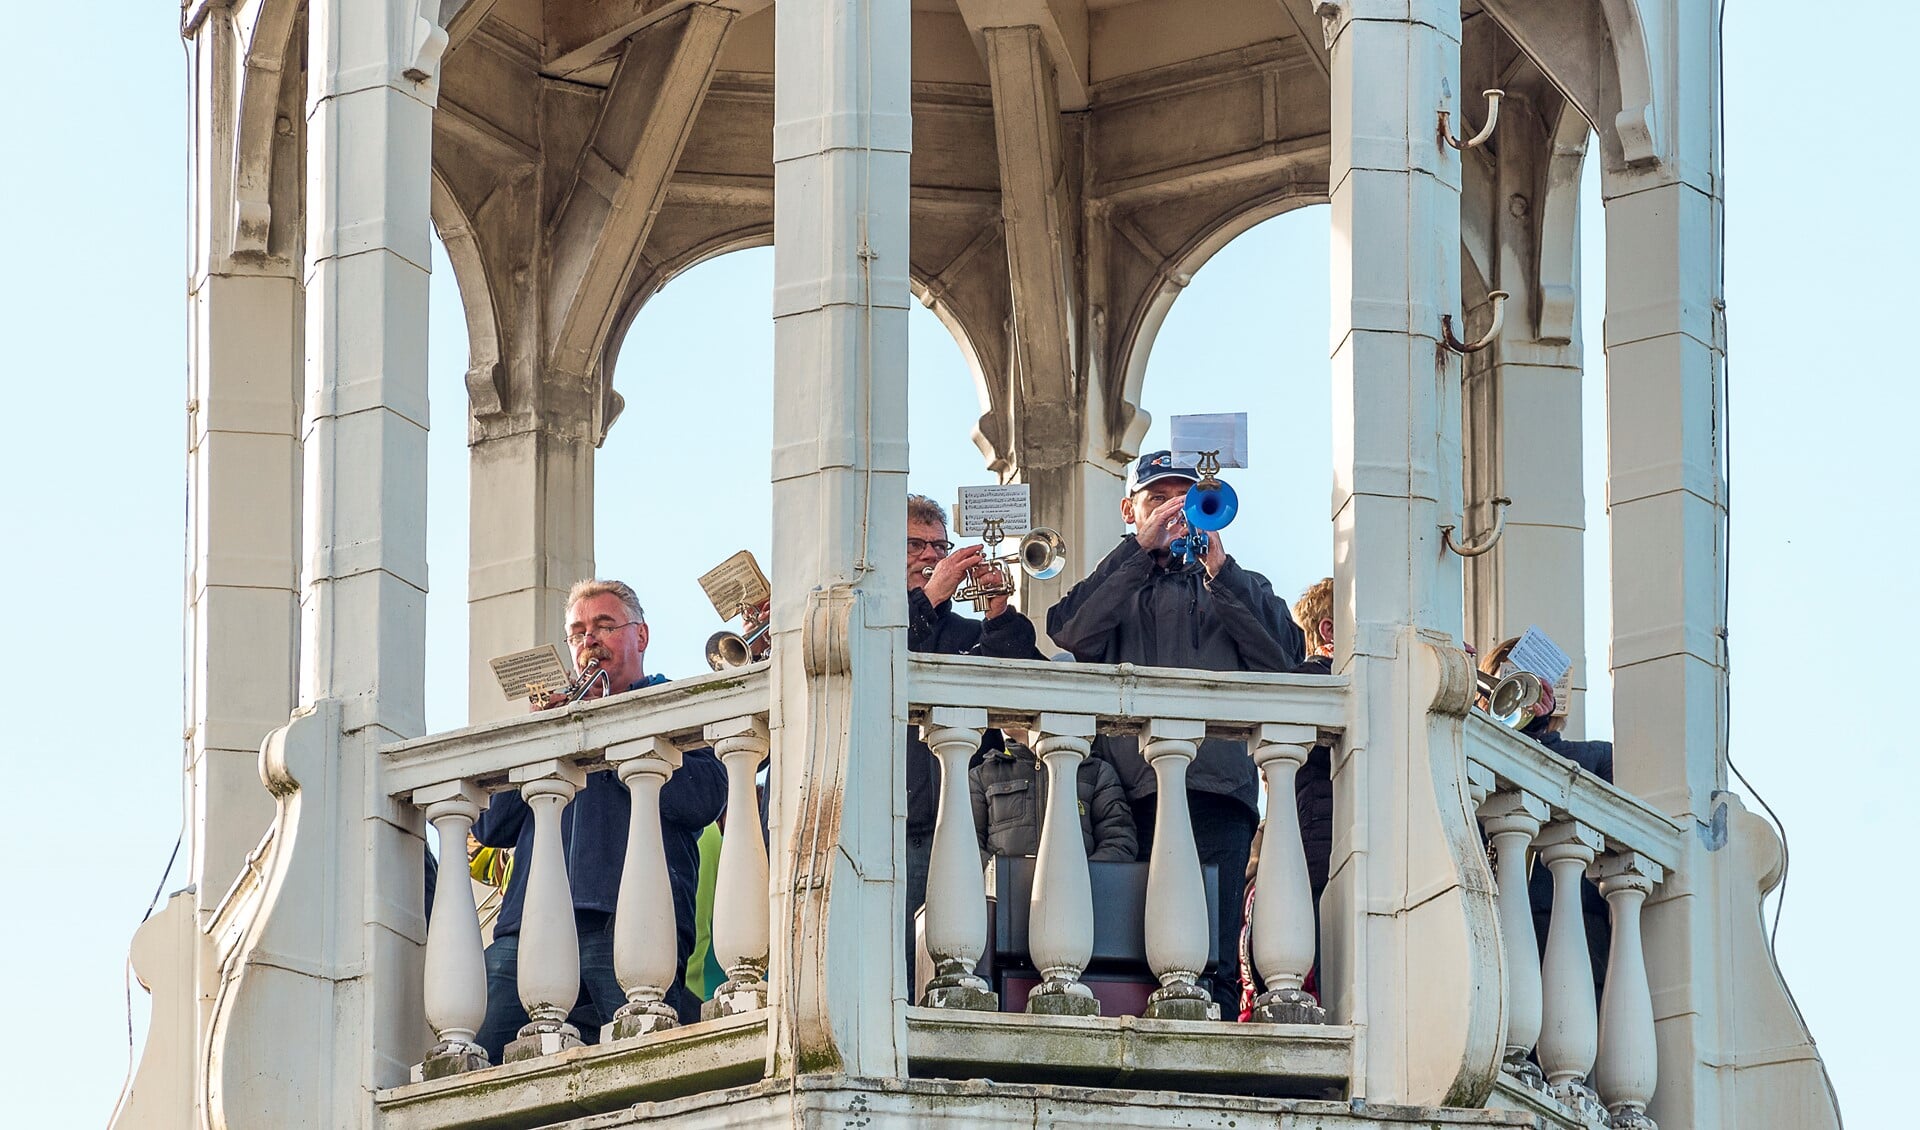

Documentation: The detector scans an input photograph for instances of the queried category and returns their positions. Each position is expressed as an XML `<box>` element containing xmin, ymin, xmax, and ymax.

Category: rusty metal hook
<box><xmin>1440</xmin><ymin>496</ymin><xmax>1511</xmax><ymax>557</ymax></box>
<box><xmin>1441</xmin><ymin>89</ymin><xmax>1505</xmax><ymax>151</ymax></box>
<box><xmin>1442</xmin><ymin>290</ymin><xmax>1509</xmax><ymax>354</ymax></box>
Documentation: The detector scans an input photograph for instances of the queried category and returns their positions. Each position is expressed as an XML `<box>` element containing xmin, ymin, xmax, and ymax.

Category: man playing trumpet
<box><xmin>902</xmin><ymin>494</ymin><xmax>1045</xmax><ymax>979</ymax></box>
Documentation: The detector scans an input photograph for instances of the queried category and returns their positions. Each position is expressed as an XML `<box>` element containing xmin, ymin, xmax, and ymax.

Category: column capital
<box><xmin>1035</xmin><ymin>712</ymin><xmax>1098</xmax><ymax>740</ymax></box>
<box><xmin>1477</xmin><ymin>789</ymin><xmax>1549</xmax><ymax>837</ymax></box>
<box><xmin>1589</xmin><ymin>850</ymin><xmax>1663</xmax><ymax>892</ymax></box>
<box><xmin>609</xmin><ymin>735</ymin><xmax>682</xmax><ymax>774</ymax></box>
<box><xmin>1535</xmin><ymin>818</ymin><xmax>1603</xmax><ymax>864</ymax></box>
<box><xmin>1145</xmin><ymin>717</ymin><xmax>1207</xmax><ymax>744</ymax></box>
<box><xmin>508</xmin><ymin>758</ymin><xmax>587</xmax><ymax>794</ymax></box>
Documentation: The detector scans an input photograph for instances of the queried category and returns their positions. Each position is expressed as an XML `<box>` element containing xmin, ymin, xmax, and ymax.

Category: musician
<box><xmin>1047</xmin><ymin>451</ymin><xmax>1305</xmax><ymax>1013</ymax></box>
<box><xmin>903</xmin><ymin>494</ymin><xmax>1044</xmax><ymax>975</ymax></box>
<box><xmin>471</xmin><ymin>580</ymin><xmax>727</xmax><ymax>1061</ymax></box>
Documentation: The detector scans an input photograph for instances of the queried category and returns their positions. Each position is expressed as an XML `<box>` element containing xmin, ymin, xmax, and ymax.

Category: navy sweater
<box><xmin>473</xmin><ymin>675</ymin><xmax>729</xmax><ymax>979</ymax></box>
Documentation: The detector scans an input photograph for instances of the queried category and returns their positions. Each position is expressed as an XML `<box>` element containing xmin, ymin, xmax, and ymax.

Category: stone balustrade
<box><xmin>1464</xmin><ymin>715</ymin><xmax>1684</xmax><ymax>1129</ymax></box>
<box><xmin>382</xmin><ymin>667</ymin><xmax>772</xmax><ymax>1081</ymax></box>
<box><xmin>906</xmin><ymin>654</ymin><xmax>1348</xmax><ymax>1025</ymax></box>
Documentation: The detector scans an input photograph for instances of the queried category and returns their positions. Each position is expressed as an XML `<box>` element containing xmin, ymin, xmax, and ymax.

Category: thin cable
<box><xmin>848</xmin><ymin>0</ymin><xmax>879</xmax><ymax>579</ymax></box>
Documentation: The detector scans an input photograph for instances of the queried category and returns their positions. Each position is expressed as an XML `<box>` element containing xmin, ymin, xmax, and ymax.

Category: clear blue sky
<box><xmin>3</xmin><ymin>3</ymin><xmax>1911</xmax><ymax>1125</ymax></box>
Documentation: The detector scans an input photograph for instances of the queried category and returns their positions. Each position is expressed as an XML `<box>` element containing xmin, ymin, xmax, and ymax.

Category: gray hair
<box><xmin>906</xmin><ymin>493</ymin><xmax>948</xmax><ymax>527</ymax></box>
<box><xmin>565</xmin><ymin>579</ymin><xmax>645</xmax><ymax>624</ymax></box>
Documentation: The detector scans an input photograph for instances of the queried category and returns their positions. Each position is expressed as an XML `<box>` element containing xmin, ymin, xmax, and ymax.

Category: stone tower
<box><xmin>116</xmin><ymin>2</ymin><xmax>1840</xmax><ymax>1128</ymax></box>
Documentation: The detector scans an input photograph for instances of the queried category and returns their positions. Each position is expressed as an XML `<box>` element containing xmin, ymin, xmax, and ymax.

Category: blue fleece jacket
<box><xmin>473</xmin><ymin>675</ymin><xmax>729</xmax><ymax>981</ymax></box>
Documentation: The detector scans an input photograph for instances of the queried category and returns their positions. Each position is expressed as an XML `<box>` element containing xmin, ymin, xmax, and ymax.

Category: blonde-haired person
<box><xmin>469</xmin><ymin>579</ymin><xmax>728</xmax><ymax>1062</ymax></box>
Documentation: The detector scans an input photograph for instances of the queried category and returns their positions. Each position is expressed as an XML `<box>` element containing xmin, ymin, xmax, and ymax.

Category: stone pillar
<box><xmin>184</xmin><ymin>7</ymin><xmax>303</xmax><ymax>921</ymax></box>
<box><xmin>1322</xmin><ymin>0</ymin><xmax>1504</xmax><ymax>1103</ymax></box>
<box><xmin>203</xmin><ymin>2</ymin><xmax>442</xmax><ymax>1121</ymax></box>
<box><xmin>766</xmin><ymin>0</ymin><xmax>912</xmax><ymax>1077</ymax></box>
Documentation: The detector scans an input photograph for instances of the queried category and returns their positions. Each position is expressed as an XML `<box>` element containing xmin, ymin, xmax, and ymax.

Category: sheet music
<box><xmin>697</xmin><ymin>550</ymin><xmax>771</xmax><ymax>619</ymax></box>
<box><xmin>489</xmin><ymin>644</ymin><xmax>572</xmax><ymax>701</ymax></box>
<box><xmin>1170</xmin><ymin>412</ymin><xmax>1249</xmax><ymax>468</ymax></box>
<box><xmin>953</xmin><ymin>484</ymin><xmax>1032</xmax><ymax>537</ymax></box>
<box><xmin>1507</xmin><ymin>626</ymin><xmax>1572</xmax><ymax>684</ymax></box>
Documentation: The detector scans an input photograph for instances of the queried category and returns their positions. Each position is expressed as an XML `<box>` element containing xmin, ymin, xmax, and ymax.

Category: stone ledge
<box><xmin>1487</xmin><ymin>1073</ymin><xmax>1599</xmax><ymax>1130</ymax></box>
<box><xmin>373</xmin><ymin>1011</ymin><xmax>768</xmax><ymax>1130</ymax></box>
<box><xmin>905</xmin><ymin>1004</ymin><xmax>1356</xmax><ymax>1098</ymax></box>
<box><xmin>548</xmin><ymin>1074</ymin><xmax>1543</xmax><ymax>1129</ymax></box>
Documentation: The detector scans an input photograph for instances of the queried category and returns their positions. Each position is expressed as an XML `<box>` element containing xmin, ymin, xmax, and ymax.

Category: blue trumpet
<box><xmin>1169</xmin><ymin>453</ymin><xmax>1238</xmax><ymax>564</ymax></box>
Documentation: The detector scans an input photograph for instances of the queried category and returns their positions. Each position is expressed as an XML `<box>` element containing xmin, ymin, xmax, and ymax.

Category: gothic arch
<box><xmin>230</xmin><ymin>0</ymin><xmax>305</xmax><ymax>259</ymax></box>
<box><xmin>428</xmin><ymin>173</ymin><xmax>507</xmax><ymax>420</ymax></box>
<box><xmin>1477</xmin><ymin>0</ymin><xmax>1661</xmax><ymax>174</ymax></box>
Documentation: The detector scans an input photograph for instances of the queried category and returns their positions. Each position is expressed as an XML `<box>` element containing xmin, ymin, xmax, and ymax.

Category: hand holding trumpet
<box><xmin>922</xmin><ymin>544</ymin><xmax>1011</xmax><ymax>617</ymax></box>
<box><xmin>1134</xmin><ymin>494</ymin><xmax>1227</xmax><ymax>576</ymax></box>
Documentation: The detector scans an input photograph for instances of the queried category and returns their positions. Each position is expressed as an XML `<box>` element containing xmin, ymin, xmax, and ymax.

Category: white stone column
<box><xmin>184</xmin><ymin>7</ymin><xmax>303</xmax><ymax>921</ymax></box>
<box><xmin>1248</xmin><ymin>724</ymin><xmax>1325</xmax><ymax>1024</ymax></box>
<box><xmin>918</xmin><ymin>709</ymin><xmax>996</xmax><ymax>1009</ymax></box>
<box><xmin>607</xmin><ymin>738</ymin><xmax>681</xmax><ymax>1040</ymax></box>
<box><xmin>1141</xmin><ymin>718</ymin><xmax>1213</xmax><ymax>1021</ymax></box>
<box><xmin>1026</xmin><ymin>713</ymin><xmax>1099</xmax><ymax>1015</ymax></box>
<box><xmin>1323</xmin><ymin>0</ymin><xmax>1504</xmax><ymax>1101</ymax></box>
<box><xmin>766</xmin><ymin>0</ymin><xmax>913</xmax><ymax>1076</ymax></box>
<box><xmin>504</xmin><ymin>761</ymin><xmax>586</xmax><ymax>1060</ymax></box>
<box><xmin>413</xmin><ymin>783</ymin><xmax>490</xmax><ymax>1078</ymax></box>
<box><xmin>704</xmin><ymin>715</ymin><xmax>773</xmax><ymax>1017</ymax></box>
<box><xmin>1535</xmin><ymin>819</ymin><xmax>1606</xmax><ymax>1120</ymax></box>
<box><xmin>1592</xmin><ymin>852</ymin><xmax>1664</xmax><ymax>1128</ymax></box>
<box><xmin>1477</xmin><ymin>789</ymin><xmax>1550</xmax><ymax>1089</ymax></box>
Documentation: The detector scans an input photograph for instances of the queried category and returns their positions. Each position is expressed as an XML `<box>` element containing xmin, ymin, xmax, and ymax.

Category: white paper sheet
<box><xmin>1170</xmin><ymin>412</ymin><xmax>1249</xmax><ymax>468</ymax></box>
<box><xmin>954</xmin><ymin>483</ymin><xmax>1032</xmax><ymax>537</ymax></box>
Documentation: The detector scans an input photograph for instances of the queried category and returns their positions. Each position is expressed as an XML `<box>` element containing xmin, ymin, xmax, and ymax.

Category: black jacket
<box><xmin>1291</xmin><ymin>655</ymin><xmax>1336</xmax><ymax>899</ymax></box>
<box><xmin>969</xmin><ymin>742</ymin><xmax>1138</xmax><ymax>862</ymax></box>
<box><xmin>1526</xmin><ymin>727</ymin><xmax>1615</xmax><ymax>991</ymax></box>
<box><xmin>905</xmin><ymin>587</ymin><xmax>1045</xmax><ymax>835</ymax></box>
<box><xmin>1047</xmin><ymin>537</ymin><xmax>1306</xmax><ymax>816</ymax></box>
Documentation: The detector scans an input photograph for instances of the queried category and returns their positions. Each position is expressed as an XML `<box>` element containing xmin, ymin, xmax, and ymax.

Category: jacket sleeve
<box><xmin>969</xmin><ymin>767</ymin><xmax>990</xmax><ymax>855</ymax></box>
<box><xmin>1203</xmin><ymin>557</ymin><xmax>1306</xmax><ymax>672</ymax></box>
<box><xmin>472</xmin><ymin>789</ymin><xmax>529</xmax><ymax>848</ymax></box>
<box><xmin>1046</xmin><ymin>537</ymin><xmax>1156</xmax><ymax>660</ymax></box>
<box><xmin>1086</xmin><ymin>761</ymin><xmax>1139</xmax><ymax>862</ymax></box>
<box><xmin>976</xmin><ymin>605</ymin><xmax>1046</xmax><ymax>660</ymax></box>
<box><xmin>661</xmin><ymin>748</ymin><xmax>729</xmax><ymax>831</ymax></box>
<box><xmin>907</xmin><ymin>587</ymin><xmax>945</xmax><ymax>653</ymax></box>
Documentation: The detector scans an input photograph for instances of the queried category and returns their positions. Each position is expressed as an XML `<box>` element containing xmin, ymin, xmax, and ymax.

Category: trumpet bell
<box><xmin>1488</xmin><ymin>671</ymin><xmax>1548</xmax><ymax>728</ymax></box>
<box><xmin>1018</xmin><ymin>527</ymin><xmax>1067</xmax><ymax>580</ymax></box>
<box><xmin>1184</xmin><ymin>478</ymin><xmax>1238</xmax><ymax>532</ymax></box>
<box><xmin>705</xmin><ymin>621</ymin><xmax>770</xmax><ymax>671</ymax></box>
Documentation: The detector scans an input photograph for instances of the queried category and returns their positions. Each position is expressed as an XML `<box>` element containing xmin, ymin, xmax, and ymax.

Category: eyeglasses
<box><xmin>907</xmin><ymin>537</ymin><xmax>954</xmax><ymax>555</ymax></box>
<box><xmin>566</xmin><ymin>620</ymin><xmax>639</xmax><ymax>646</ymax></box>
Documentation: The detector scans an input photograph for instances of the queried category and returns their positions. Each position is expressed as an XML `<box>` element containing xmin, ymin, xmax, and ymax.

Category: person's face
<box><xmin>907</xmin><ymin>518</ymin><xmax>951</xmax><ymax>591</ymax></box>
<box><xmin>1119</xmin><ymin>478</ymin><xmax>1194</xmax><ymax>527</ymax></box>
<box><xmin>567</xmin><ymin>593</ymin><xmax>648</xmax><ymax>688</ymax></box>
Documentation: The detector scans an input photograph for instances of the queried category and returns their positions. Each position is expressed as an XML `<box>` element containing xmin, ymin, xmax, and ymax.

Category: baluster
<box><xmin>1248</xmin><ymin>723</ymin><xmax>1326</xmax><ymax>1024</ymax></box>
<box><xmin>1141</xmin><ymin>718</ymin><xmax>1215</xmax><ymax>1021</ymax></box>
<box><xmin>606</xmin><ymin>737</ymin><xmax>681</xmax><ymax>1039</ymax></box>
<box><xmin>1536</xmin><ymin>819</ymin><xmax>1608</xmax><ymax>1120</ymax></box>
<box><xmin>703</xmin><ymin>715</ymin><xmax>773</xmax><ymax>1018</ymax></box>
<box><xmin>503</xmin><ymin>760</ymin><xmax>587</xmax><ymax>1062</ymax></box>
<box><xmin>1591</xmin><ymin>852</ymin><xmax>1664</xmax><ymax>1129</ymax></box>
<box><xmin>1026</xmin><ymin>713</ymin><xmax>1099</xmax><ymax>1016</ymax></box>
<box><xmin>918</xmin><ymin>707</ymin><xmax>997</xmax><ymax>1009</ymax></box>
<box><xmin>1478</xmin><ymin>789</ymin><xmax>1550</xmax><ymax>1090</ymax></box>
<box><xmin>412</xmin><ymin>781</ymin><xmax>490</xmax><ymax>1079</ymax></box>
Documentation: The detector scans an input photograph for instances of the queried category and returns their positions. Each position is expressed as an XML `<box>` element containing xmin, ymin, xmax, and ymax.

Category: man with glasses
<box><xmin>471</xmin><ymin>579</ymin><xmax>727</xmax><ymax>1061</ymax></box>
<box><xmin>903</xmin><ymin>494</ymin><xmax>1043</xmax><ymax>986</ymax></box>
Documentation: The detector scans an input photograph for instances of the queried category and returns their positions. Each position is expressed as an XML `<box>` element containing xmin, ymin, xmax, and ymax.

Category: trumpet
<box><xmin>705</xmin><ymin>601</ymin><xmax>772</xmax><ymax>671</ymax></box>
<box><xmin>953</xmin><ymin>521</ymin><xmax>1068</xmax><ymax>612</ymax></box>
<box><xmin>1169</xmin><ymin>450</ymin><xmax>1239</xmax><ymax>565</ymax></box>
<box><xmin>561</xmin><ymin>658</ymin><xmax>609</xmax><ymax>704</ymax></box>
<box><xmin>1475</xmin><ymin>668</ymin><xmax>1552</xmax><ymax>729</ymax></box>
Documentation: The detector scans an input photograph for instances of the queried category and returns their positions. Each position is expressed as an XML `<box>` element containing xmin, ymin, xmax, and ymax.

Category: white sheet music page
<box><xmin>954</xmin><ymin>483</ymin><xmax>1032</xmax><ymax>537</ymax></box>
<box><xmin>1507</xmin><ymin>626</ymin><xmax>1572</xmax><ymax>684</ymax></box>
<box><xmin>697</xmin><ymin>550</ymin><xmax>771</xmax><ymax>618</ymax></box>
<box><xmin>1170</xmin><ymin>412</ymin><xmax>1249</xmax><ymax>468</ymax></box>
<box><xmin>489</xmin><ymin>644</ymin><xmax>572</xmax><ymax>701</ymax></box>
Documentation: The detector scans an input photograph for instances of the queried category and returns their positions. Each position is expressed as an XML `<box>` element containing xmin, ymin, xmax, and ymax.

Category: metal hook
<box><xmin>1440</xmin><ymin>89</ymin><xmax>1505</xmax><ymax>150</ymax></box>
<box><xmin>1441</xmin><ymin>290</ymin><xmax>1509</xmax><ymax>354</ymax></box>
<box><xmin>1440</xmin><ymin>497</ymin><xmax>1511</xmax><ymax>557</ymax></box>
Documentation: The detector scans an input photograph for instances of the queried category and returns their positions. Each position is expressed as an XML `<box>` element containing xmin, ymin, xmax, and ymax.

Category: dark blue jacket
<box><xmin>1527</xmin><ymin>728</ymin><xmax>1614</xmax><ymax>991</ymax></box>
<box><xmin>473</xmin><ymin>675</ymin><xmax>729</xmax><ymax>989</ymax></box>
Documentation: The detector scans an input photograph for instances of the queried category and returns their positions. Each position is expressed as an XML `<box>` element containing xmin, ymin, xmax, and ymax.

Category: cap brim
<box><xmin>1131</xmin><ymin>470</ymin><xmax>1198</xmax><ymax>491</ymax></box>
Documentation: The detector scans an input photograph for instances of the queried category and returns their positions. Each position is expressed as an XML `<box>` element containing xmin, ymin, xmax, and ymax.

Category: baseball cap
<box><xmin>1126</xmin><ymin>450</ymin><xmax>1199</xmax><ymax>494</ymax></box>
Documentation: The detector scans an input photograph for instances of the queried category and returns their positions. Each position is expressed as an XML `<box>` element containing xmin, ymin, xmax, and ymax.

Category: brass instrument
<box><xmin>953</xmin><ymin>519</ymin><xmax>1068</xmax><ymax>612</ymax></box>
<box><xmin>706</xmin><ymin>602</ymin><xmax>772</xmax><ymax>671</ymax></box>
<box><xmin>1476</xmin><ymin>668</ymin><xmax>1551</xmax><ymax>729</ymax></box>
<box><xmin>561</xmin><ymin>658</ymin><xmax>609</xmax><ymax>704</ymax></box>
<box><xmin>1169</xmin><ymin>450</ymin><xmax>1239</xmax><ymax>565</ymax></box>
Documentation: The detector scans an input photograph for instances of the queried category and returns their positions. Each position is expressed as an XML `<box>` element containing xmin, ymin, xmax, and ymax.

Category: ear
<box><xmin>635</xmin><ymin>621</ymin><xmax>651</xmax><ymax>656</ymax></box>
<box><xmin>1317</xmin><ymin>617</ymin><xmax>1335</xmax><ymax>647</ymax></box>
<box><xmin>1119</xmin><ymin>493</ymin><xmax>1138</xmax><ymax>527</ymax></box>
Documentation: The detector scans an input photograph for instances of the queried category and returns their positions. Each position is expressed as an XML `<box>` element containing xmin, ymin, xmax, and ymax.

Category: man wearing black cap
<box><xmin>1047</xmin><ymin>451</ymin><xmax>1305</xmax><ymax>1014</ymax></box>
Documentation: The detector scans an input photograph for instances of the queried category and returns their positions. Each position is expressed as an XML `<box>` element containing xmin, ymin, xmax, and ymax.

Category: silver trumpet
<box><xmin>706</xmin><ymin>602</ymin><xmax>772</xmax><ymax>671</ymax></box>
<box><xmin>954</xmin><ymin>523</ymin><xmax>1068</xmax><ymax>612</ymax></box>
<box><xmin>562</xmin><ymin>658</ymin><xmax>610</xmax><ymax>703</ymax></box>
<box><xmin>1476</xmin><ymin>668</ymin><xmax>1551</xmax><ymax>729</ymax></box>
